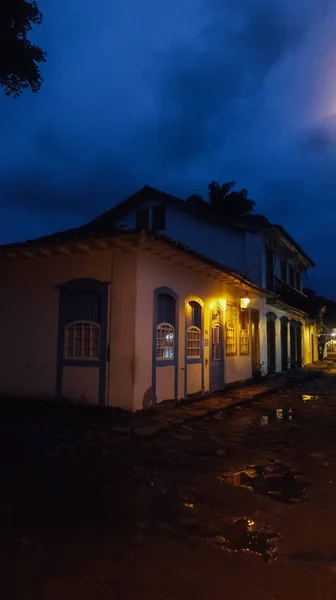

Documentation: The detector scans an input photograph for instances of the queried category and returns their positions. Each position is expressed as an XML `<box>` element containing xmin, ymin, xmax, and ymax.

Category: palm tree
<box><xmin>208</xmin><ymin>181</ymin><xmax>255</xmax><ymax>217</ymax></box>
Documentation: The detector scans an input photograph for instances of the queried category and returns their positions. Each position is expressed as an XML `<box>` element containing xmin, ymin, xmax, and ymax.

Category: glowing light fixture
<box><xmin>209</xmin><ymin>299</ymin><xmax>227</xmax><ymax>310</ymax></box>
<box><xmin>240</xmin><ymin>296</ymin><xmax>251</xmax><ymax>310</ymax></box>
<box><xmin>219</xmin><ymin>298</ymin><xmax>227</xmax><ymax>310</ymax></box>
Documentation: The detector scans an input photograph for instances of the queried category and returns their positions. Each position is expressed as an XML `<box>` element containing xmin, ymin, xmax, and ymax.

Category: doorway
<box><xmin>296</xmin><ymin>323</ymin><xmax>303</xmax><ymax>367</ymax></box>
<box><xmin>210</xmin><ymin>307</ymin><xmax>224</xmax><ymax>392</ymax></box>
<box><xmin>251</xmin><ymin>308</ymin><xmax>260</xmax><ymax>377</ymax></box>
<box><xmin>281</xmin><ymin>317</ymin><xmax>289</xmax><ymax>371</ymax></box>
<box><xmin>267</xmin><ymin>312</ymin><xmax>276</xmax><ymax>374</ymax></box>
<box><xmin>290</xmin><ymin>320</ymin><xmax>297</xmax><ymax>369</ymax></box>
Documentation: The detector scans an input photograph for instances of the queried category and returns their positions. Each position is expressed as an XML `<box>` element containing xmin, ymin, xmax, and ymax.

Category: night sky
<box><xmin>1</xmin><ymin>0</ymin><xmax>336</xmax><ymax>295</ymax></box>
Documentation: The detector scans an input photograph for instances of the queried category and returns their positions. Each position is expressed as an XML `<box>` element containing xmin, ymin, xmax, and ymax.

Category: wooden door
<box><xmin>251</xmin><ymin>308</ymin><xmax>260</xmax><ymax>377</ymax></box>
<box><xmin>296</xmin><ymin>323</ymin><xmax>302</xmax><ymax>367</ymax></box>
<box><xmin>267</xmin><ymin>313</ymin><xmax>276</xmax><ymax>374</ymax></box>
<box><xmin>210</xmin><ymin>307</ymin><xmax>224</xmax><ymax>392</ymax></box>
<box><xmin>290</xmin><ymin>320</ymin><xmax>297</xmax><ymax>369</ymax></box>
<box><xmin>281</xmin><ymin>317</ymin><xmax>288</xmax><ymax>371</ymax></box>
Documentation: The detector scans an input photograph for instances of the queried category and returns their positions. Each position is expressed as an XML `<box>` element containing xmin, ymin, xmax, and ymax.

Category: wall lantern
<box><xmin>219</xmin><ymin>298</ymin><xmax>227</xmax><ymax>311</ymax></box>
<box><xmin>240</xmin><ymin>296</ymin><xmax>251</xmax><ymax>310</ymax></box>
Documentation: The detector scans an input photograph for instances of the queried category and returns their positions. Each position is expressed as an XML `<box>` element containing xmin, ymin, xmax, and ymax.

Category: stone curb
<box><xmin>130</xmin><ymin>364</ymin><xmax>334</xmax><ymax>438</ymax></box>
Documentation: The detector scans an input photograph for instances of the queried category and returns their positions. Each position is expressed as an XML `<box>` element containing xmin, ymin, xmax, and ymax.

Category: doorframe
<box><xmin>152</xmin><ymin>286</ymin><xmax>179</xmax><ymax>407</ymax></box>
<box><xmin>296</xmin><ymin>321</ymin><xmax>303</xmax><ymax>367</ymax></box>
<box><xmin>210</xmin><ymin>305</ymin><xmax>224</xmax><ymax>393</ymax></box>
<box><xmin>250</xmin><ymin>307</ymin><xmax>260</xmax><ymax>377</ymax></box>
<box><xmin>55</xmin><ymin>278</ymin><xmax>110</xmax><ymax>406</ymax></box>
<box><xmin>184</xmin><ymin>296</ymin><xmax>204</xmax><ymax>398</ymax></box>
<box><xmin>280</xmin><ymin>316</ymin><xmax>289</xmax><ymax>371</ymax></box>
<box><xmin>290</xmin><ymin>319</ymin><xmax>297</xmax><ymax>369</ymax></box>
<box><xmin>266</xmin><ymin>312</ymin><xmax>277</xmax><ymax>374</ymax></box>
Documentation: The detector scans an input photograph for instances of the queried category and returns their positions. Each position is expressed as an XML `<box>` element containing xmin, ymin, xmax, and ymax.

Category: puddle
<box><xmin>288</xmin><ymin>549</ymin><xmax>336</xmax><ymax>564</ymax></box>
<box><xmin>211</xmin><ymin>518</ymin><xmax>277</xmax><ymax>562</ymax></box>
<box><xmin>220</xmin><ymin>463</ymin><xmax>309</xmax><ymax>504</ymax></box>
<box><xmin>260</xmin><ymin>407</ymin><xmax>296</xmax><ymax>426</ymax></box>
<box><xmin>302</xmin><ymin>394</ymin><xmax>321</xmax><ymax>402</ymax></box>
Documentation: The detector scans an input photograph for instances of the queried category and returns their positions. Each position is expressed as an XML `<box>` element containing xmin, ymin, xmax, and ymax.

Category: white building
<box><xmin>0</xmin><ymin>186</ymin><xmax>318</xmax><ymax>411</ymax></box>
<box><xmin>90</xmin><ymin>185</ymin><xmax>318</xmax><ymax>372</ymax></box>
<box><xmin>0</xmin><ymin>229</ymin><xmax>269</xmax><ymax>410</ymax></box>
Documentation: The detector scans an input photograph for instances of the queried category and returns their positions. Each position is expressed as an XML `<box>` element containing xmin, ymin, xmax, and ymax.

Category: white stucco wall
<box><xmin>132</xmin><ymin>248</ymin><xmax>266</xmax><ymax>411</ymax></box>
<box><xmin>264</xmin><ymin>303</ymin><xmax>317</xmax><ymax>371</ymax></box>
<box><xmin>0</xmin><ymin>247</ymin><xmax>137</xmax><ymax>409</ymax></box>
<box><xmin>115</xmin><ymin>200</ymin><xmax>247</xmax><ymax>275</ymax></box>
<box><xmin>0</xmin><ymin>242</ymin><xmax>317</xmax><ymax>412</ymax></box>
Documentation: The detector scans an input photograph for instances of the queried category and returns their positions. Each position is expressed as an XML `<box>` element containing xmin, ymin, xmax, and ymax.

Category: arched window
<box><xmin>157</xmin><ymin>322</ymin><xmax>174</xmax><ymax>359</ymax></box>
<box><xmin>187</xmin><ymin>300</ymin><xmax>202</xmax><ymax>359</ymax></box>
<box><xmin>65</xmin><ymin>321</ymin><xmax>100</xmax><ymax>360</ymax></box>
<box><xmin>239</xmin><ymin>309</ymin><xmax>249</xmax><ymax>355</ymax></box>
<box><xmin>156</xmin><ymin>293</ymin><xmax>176</xmax><ymax>360</ymax></box>
<box><xmin>226</xmin><ymin>304</ymin><xmax>238</xmax><ymax>356</ymax></box>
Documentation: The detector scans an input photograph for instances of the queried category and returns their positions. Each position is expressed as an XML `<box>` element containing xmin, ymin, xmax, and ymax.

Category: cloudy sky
<box><xmin>1</xmin><ymin>0</ymin><xmax>336</xmax><ymax>294</ymax></box>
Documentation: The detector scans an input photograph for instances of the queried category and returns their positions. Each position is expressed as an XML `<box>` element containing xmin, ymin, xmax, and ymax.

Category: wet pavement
<box><xmin>219</xmin><ymin>463</ymin><xmax>310</xmax><ymax>504</ymax></box>
<box><xmin>3</xmin><ymin>363</ymin><xmax>336</xmax><ymax>598</ymax></box>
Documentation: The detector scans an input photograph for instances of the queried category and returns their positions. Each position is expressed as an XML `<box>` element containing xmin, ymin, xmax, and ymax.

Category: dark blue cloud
<box><xmin>0</xmin><ymin>0</ymin><xmax>336</xmax><ymax>294</ymax></box>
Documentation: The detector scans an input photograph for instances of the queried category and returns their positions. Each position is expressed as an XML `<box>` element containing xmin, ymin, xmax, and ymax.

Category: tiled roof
<box><xmin>0</xmin><ymin>226</ymin><xmax>267</xmax><ymax>294</ymax></box>
<box><xmin>88</xmin><ymin>185</ymin><xmax>246</xmax><ymax>232</ymax></box>
<box><xmin>90</xmin><ymin>185</ymin><xmax>315</xmax><ymax>267</ymax></box>
<box><xmin>141</xmin><ymin>230</ymin><xmax>265</xmax><ymax>292</ymax></box>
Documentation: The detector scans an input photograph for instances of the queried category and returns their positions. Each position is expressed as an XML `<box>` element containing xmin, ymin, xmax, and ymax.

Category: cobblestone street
<box><xmin>3</xmin><ymin>361</ymin><xmax>336</xmax><ymax>599</ymax></box>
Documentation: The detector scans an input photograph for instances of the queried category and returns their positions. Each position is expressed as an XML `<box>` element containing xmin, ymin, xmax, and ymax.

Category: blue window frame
<box><xmin>156</xmin><ymin>293</ymin><xmax>176</xmax><ymax>361</ymax></box>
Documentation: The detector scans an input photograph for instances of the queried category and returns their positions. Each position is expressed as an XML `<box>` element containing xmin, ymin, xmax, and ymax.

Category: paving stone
<box><xmin>111</xmin><ymin>425</ymin><xmax>131</xmax><ymax>434</ymax></box>
<box><xmin>133</xmin><ymin>425</ymin><xmax>162</xmax><ymax>437</ymax></box>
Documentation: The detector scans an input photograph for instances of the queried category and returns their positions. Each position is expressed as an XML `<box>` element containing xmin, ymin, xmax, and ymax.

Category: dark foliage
<box><xmin>303</xmin><ymin>288</ymin><xmax>336</xmax><ymax>330</ymax></box>
<box><xmin>208</xmin><ymin>181</ymin><xmax>255</xmax><ymax>217</ymax></box>
<box><xmin>186</xmin><ymin>194</ymin><xmax>209</xmax><ymax>209</ymax></box>
<box><xmin>0</xmin><ymin>0</ymin><xmax>47</xmax><ymax>98</ymax></box>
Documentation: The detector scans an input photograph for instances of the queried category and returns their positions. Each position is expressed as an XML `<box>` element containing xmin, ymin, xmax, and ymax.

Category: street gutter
<box><xmin>129</xmin><ymin>361</ymin><xmax>335</xmax><ymax>438</ymax></box>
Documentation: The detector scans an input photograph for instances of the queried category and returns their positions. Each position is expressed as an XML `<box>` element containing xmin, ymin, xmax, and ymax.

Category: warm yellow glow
<box><xmin>209</xmin><ymin>299</ymin><xmax>226</xmax><ymax>310</ymax></box>
<box><xmin>240</xmin><ymin>297</ymin><xmax>251</xmax><ymax>310</ymax></box>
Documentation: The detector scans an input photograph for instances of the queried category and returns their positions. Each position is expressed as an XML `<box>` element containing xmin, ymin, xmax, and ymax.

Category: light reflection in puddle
<box><xmin>211</xmin><ymin>518</ymin><xmax>277</xmax><ymax>562</ymax></box>
<box><xmin>220</xmin><ymin>464</ymin><xmax>309</xmax><ymax>504</ymax></box>
<box><xmin>260</xmin><ymin>407</ymin><xmax>295</xmax><ymax>426</ymax></box>
<box><xmin>302</xmin><ymin>394</ymin><xmax>321</xmax><ymax>402</ymax></box>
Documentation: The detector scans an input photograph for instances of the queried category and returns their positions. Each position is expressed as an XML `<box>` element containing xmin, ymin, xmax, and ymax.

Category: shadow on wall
<box><xmin>142</xmin><ymin>387</ymin><xmax>152</xmax><ymax>410</ymax></box>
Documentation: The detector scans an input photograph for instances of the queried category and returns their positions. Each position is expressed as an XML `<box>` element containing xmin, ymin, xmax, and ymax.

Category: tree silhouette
<box><xmin>186</xmin><ymin>194</ymin><xmax>208</xmax><ymax>209</ymax></box>
<box><xmin>0</xmin><ymin>1</ymin><xmax>47</xmax><ymax>98</ymax></box>
<box><xmin>208</xmin><ymin>181</ymin><xmax>255</xmax><ymax>217</ymax></box>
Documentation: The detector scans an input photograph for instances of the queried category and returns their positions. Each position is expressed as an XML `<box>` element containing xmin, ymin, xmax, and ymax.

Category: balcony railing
<box><xmin>273</xmin><ymin>276</ymin><xmax>308</xmax><ymax>311</ymax></box>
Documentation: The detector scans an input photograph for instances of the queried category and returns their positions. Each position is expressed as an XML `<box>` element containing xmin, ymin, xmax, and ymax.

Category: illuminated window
<box><xmin>226</xmin><ymin>305</ymin><xmax>238</xmax><ymax>355</ymax></box>
<box><xmin>239</xmin><ymin>310</ymin><xmax>249</xmax><ymax>355</ymax></box>
<box><xmin>156</xmin><ymin>323</ymin><xmax>174</xmax><ymax>359</ymax></box>
<box><xmin>186</xmin><ymin>300</ymin><xmax>202</xmax><ymax>359</ymax></box>
<box><xmin>65</xmin><ymin>321</ymin><xmax>100</xmax><ymax>360</ymax></box>
<box><xmin>187</xmin><ymin>326</ymin><xmax>201</xmax><ymax>358</ymax></box>
<box><xmin>156</xmin><ymin>292</ymin><xmax>176</xmax><ymax>360</ymax></box>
